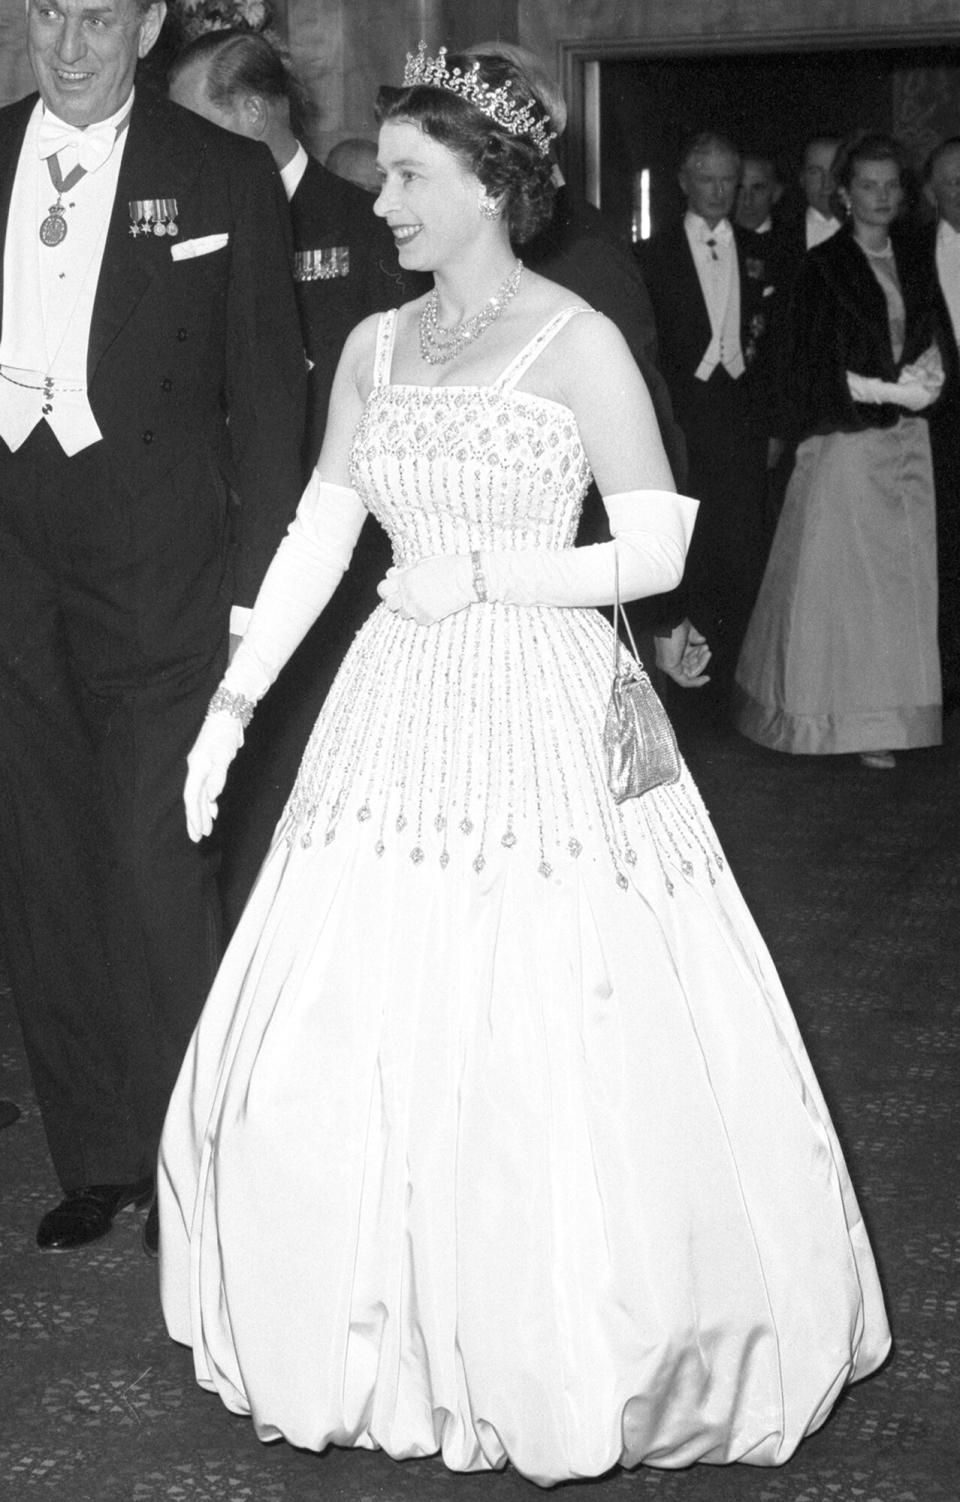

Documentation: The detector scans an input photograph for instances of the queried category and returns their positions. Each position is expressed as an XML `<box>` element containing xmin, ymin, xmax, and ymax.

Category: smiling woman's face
<box><xmin>374</xmin><ymin>119</ymin><xmax>486</xmax><ymax>273</ymax></box>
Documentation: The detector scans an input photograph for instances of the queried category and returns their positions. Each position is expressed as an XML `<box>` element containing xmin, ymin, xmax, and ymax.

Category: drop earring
<box><xmin>478</xmin><ymin>190</ymin><xmax>501</xmax><ymax>221</ymax></box>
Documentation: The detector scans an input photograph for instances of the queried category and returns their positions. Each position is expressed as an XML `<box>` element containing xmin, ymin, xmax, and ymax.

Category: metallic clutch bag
<box><xmin>603</xmin><ymin>550</ymin><xmax>681</xmax><ymax>804</ymax></box>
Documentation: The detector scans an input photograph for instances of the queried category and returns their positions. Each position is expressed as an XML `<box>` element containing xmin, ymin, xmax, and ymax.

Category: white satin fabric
<box><xmin>736</xmin><ymin>419</ymin><xmax>941</xmax><ymax>755</ymax></box>
<box><xmin>159</xmin><ymin>312</ymin><xmax>891</xmax><ymax>1484</ymax></box>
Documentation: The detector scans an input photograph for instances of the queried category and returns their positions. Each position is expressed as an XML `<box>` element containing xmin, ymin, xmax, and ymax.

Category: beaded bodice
<box><xmin>283</xmin><ymin>309</ymin><xmax>722</xmax><ymax>893</ymax></box>
<box><xmin>348</xmin><ymin>308</ymin><xmax>592</xmax><ymax>564</ymax></box>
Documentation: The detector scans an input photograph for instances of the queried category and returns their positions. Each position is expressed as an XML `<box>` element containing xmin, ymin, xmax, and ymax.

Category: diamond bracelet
<box><xmin>207</xmin><ymin>687</ymin><xmax>256</xmax><ymax>728</ymax></box>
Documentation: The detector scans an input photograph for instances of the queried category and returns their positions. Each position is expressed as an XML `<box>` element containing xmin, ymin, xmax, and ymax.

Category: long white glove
<box><xmin>377</xmin><ymin>489</ymin><xmax>698</xmax><ymax>627</ymax></box>
<box><xmin>846</xmin><ymin>343</ymin><xmax>945</xmax><ymax>413</ymax></box>
<box><xmin>184</xmin><ymin>476</ymin><xmax>366</xmax><ymax>842</ymax></box>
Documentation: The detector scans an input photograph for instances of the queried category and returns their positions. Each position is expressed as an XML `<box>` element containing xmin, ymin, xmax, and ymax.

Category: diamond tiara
<box><xmin>402</xmin><ymin>43</ymin><xmax>556</xmax><ymax>158</ymax></box>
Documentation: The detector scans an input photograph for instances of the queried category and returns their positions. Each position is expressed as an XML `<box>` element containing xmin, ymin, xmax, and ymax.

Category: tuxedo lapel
<box><xmin>0</xmin><ymin>94</ymin><xmax>41</xmax><ymax>343</ymax></box>
<box><xmin>88</xmin><ymin>94</ymin><xmax>205</xmax><ymax>380</ymax></box>
<box><xmin>673</xmin><ymin>227</ymin><xmax>711</xmax><ymax>359</ymax></box>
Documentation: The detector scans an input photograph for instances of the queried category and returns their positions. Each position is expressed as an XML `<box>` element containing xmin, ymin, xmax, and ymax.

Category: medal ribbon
<box><xmin>41</xmin><ymin>109</ymin><xmax>133</xmax><ymax>240</ymax></box>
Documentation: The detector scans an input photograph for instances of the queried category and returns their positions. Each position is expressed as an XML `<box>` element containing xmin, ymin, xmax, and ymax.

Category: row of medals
<box><xmin>40</xmin><ymin>197</ymin><xmax>180</xmax><ymax>247</ymax></box>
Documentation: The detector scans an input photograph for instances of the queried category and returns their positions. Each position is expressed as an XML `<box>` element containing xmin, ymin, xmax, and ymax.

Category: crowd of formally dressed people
<box><xmin>637</xmin><ymin>127</ymin><xmax>959</xmax><ymax>769</ymax></box>
<box><xmin>0</xmin><ymin>1</ymin><xmax>944</xmax><ymax>1483</ymax></box>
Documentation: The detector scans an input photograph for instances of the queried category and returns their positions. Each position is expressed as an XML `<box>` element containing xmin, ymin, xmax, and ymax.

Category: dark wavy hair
<box><xmin>376</xmin><ymin>51</ymin><xmax>557</xmax><ymax>245</ymax></box>
<box><xmin>830</xmin><ymin>130</ymin><xmax>909</xmax><ymax>216</ymax></box>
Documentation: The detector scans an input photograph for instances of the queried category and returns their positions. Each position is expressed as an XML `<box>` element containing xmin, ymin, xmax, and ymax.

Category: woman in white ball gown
<box><xmin>158</xmin><ymin>44</ymin><xmax>891</xmax><ymax>1487</ymax></box>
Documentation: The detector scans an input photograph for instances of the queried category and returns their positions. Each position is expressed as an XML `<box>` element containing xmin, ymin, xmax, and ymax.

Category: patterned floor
<box><xmin>1</xmin><ymin>715</ymin><xmax>957</xmax><ymax>1501</ymax></box>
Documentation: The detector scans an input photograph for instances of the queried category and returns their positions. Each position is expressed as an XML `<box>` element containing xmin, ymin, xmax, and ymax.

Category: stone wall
<box><xmin>520</xmin><ymin>0</ymin><xmax>960</xmax><ymax>65</ymax></box>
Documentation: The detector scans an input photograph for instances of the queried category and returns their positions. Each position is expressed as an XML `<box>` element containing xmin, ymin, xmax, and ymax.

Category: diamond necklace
<box><xmin>419</xmin><ymin>259</ymin><xmax>523</xmax><ymax>366</ymax></box>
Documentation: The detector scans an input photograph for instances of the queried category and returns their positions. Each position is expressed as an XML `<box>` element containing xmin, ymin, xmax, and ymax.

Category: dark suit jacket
<box><xmin>784</xmin><ymin>223</ymin><xmax>946</xmax><ymax>441</ymax></box>
<box><xmin>290</xmin><ymin>156</ymin><xmax>428</xmax><ymax>468</ymax></box>
<box><xmin>526</xmin><ymin>188</ymin><xmax>686</xmax><ymax>490</ymax></box>
<box><xmin>0</xmin><ymin>90</ymin><xmax>306</xmax><ymax>607</ymax></box>
<box><xmin>637</xmin><ymin>219</ymin><xmax>784</xmax><ymax>441</ymax></box>
<box><xmin>745</xmin><ymin>220</ymin><xmax>804</xmax><ymax>298</ymax></box>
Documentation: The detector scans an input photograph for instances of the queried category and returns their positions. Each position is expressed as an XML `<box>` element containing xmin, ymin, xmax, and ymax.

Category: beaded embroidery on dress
<box><xmin>284</xmin><ymin>307</ymin><xmax>723</xmax><ymax>891</ymax></box>
<box><xmin>159</xmin><ymin>308</ymin><xmax>891</xmax><ymax>1487</ymax></box>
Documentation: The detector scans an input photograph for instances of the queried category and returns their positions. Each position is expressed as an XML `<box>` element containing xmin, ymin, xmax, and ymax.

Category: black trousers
<box><xmin>0</xmin><ymin>424</ymin><xmax>226</xmax><ymax>1188</ymax></box>
<box><xmin>675</xmin><ymin>368</ymin><xmax>771</xmax><ymax>707</ymax></box>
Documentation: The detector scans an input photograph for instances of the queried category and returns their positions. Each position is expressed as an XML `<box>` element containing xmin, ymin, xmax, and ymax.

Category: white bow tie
<box><xmin>38</xmin><ymin>115</ymin><xmax>120</xmax><ymax>174</ymax></box>
<box><xmin>699</xmin><ymin>220</ymin><xmax>732</xmax><ymax>248</ymax></box>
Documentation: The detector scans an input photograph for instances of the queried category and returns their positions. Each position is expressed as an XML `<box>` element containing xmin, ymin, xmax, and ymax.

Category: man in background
<box><xmin>735</xmin><ymin>152</ymin><xmax>783</xmax><ymax>236</ymax></box>
<box><xmin>639</xmin><ymin>131</ymin><xmax>785</xmax><ymax>710</ymax></box>
<box><xmin>797</xmin><ymin>134</ymin><xmax>842</xmax><ymax>251</ymax></box>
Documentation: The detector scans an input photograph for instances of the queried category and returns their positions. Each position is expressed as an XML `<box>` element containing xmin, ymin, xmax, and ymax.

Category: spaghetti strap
<box><xmin>495</xmin><ymin>306</ymin><xmax>597</xmax><ymax>393</ymax></box>
<box><xmin>372</xmin><ymin>309</ymin><xmax>399</xmax><ymax>389</ymax></box>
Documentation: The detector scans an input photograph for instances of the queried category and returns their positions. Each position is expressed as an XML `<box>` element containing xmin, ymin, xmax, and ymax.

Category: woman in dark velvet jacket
<box><xmin>735</xmin><ymin>132</ymin><xmax>945</xmax><ymax>767</ymax></box>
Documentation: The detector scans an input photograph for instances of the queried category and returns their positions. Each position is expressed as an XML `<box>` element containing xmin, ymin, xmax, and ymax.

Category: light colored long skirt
<box><xmin>735</xmin><ymin>417</ymin><xmax>941</xmax><ymax>754</ymax></box>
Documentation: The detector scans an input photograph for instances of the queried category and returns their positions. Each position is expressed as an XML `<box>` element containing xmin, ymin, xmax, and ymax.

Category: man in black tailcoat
<box><xmin>0</xmin><ymin>0</ymin><xmax>305</xmax><ymax>1249</ymax></box>
<box><xmin>638</xmin><ymin>130</ymin><xmax>784</xmax><ymax>709</ymax></box>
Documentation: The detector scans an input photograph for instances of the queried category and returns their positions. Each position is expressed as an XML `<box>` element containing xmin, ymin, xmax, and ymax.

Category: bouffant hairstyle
<box><xmin>376</xmin><ymin>51</ymin><xmax>557</xmax><ymax>245</ymax></box>
<box><xmin>830</xmin><ymin>130</ymin><xmax>909</xmax><ymax>213</ymax></box>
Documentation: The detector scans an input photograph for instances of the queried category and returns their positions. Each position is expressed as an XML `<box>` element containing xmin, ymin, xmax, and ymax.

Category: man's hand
<box><xmin>654</xmin><ymin>618</ymin><xmax>712</xmax><ymax>689</ymax></box>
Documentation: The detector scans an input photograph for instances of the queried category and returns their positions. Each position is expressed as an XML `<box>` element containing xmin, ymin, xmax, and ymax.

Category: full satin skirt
<box><xmin>735</xmin><ymin>418</ymin><xmax>941</xmax><ymax>754</ymax></box>
<box><xmin>159</xmin><ymin>607</ymin><xmax>890</xmax><ymax>1482</ymax></box>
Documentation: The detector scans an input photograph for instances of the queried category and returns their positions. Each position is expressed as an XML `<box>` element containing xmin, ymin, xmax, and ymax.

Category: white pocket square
<box><xmin>171</xmin><ymin>233</ymin><xmax>229</xmax><ymax>261</ymax></box>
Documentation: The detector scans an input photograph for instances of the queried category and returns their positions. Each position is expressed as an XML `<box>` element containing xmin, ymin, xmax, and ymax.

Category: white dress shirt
<box><xmin>805</xmin><ymin>206</ymin><xmax>841</xmax><ymax>250</ymax></box>
<box><xmin>279</xmin><ymin>141</ymin><xmax>309</xmax><ymax>204</ymax></box>
<box><xmin>684</xmin><ymin>212</ymin><xmax>744</xmax><ymax>381</ymax></box>
<box><xmin>936</xmin><ymin>219</ymin><xmax>960</xmax><ymax>351</ymax></box>
<box><xmin>0</xmin><ymin>92</ymin><xmax>133</xmax><ymax>456</ymax></box>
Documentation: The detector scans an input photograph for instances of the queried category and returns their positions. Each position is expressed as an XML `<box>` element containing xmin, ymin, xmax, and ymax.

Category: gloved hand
<box><xmin>846</xmin><ymin>342</ymin><xmax>944</xmax><ymax>414</ymax></box>
<box><xmin>891</xmin><ymin>376</ymin><xmax>941</xmax><ymax>413</ymax></box>
<box><xmin>898</xmin><ymin>343</ymin><xmax>945</xmax><ymax>406</ymax></box>
<box><xmin>183</xmin><ymin>711</ymin><xmax>245</xmax><ymax>843</ymax></box>
<box><xmin>377</xmin><ymin>490</ymin><xmax>699</xmax><ymax>627</ymax></box>
<box><xmin>377</xmin><ymin>553</ymin><xmax>475</xmax><ymax>626</ymax></box>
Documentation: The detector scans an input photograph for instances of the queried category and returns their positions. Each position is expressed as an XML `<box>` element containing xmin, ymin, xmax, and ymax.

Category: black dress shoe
<box><xmin>36</xmin><ymin>1177</ymin><xmax>154</xmax><ymax>1251</ymax></box>
<box><xmin>0</xmin><ymin>1099</ymin><xmax>21</xmax><ymax>1131</ymax></box>
<box><xmin>142</xmin><ymin>1196</ymin><xmax>159</xmax><ymax>1258</ymax></box>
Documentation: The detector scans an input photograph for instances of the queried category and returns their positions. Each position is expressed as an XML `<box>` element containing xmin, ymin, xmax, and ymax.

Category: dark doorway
<box><xmin>598</xmin><ymin>46</ymin><xmax>960</xmax><ymax>247</ymax></box>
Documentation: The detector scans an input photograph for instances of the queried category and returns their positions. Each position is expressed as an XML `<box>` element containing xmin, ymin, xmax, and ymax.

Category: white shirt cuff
<box><xmin>230</xmin><ymin>605</ymin><xmax>252</xmax><ymax>637</ymax></box>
